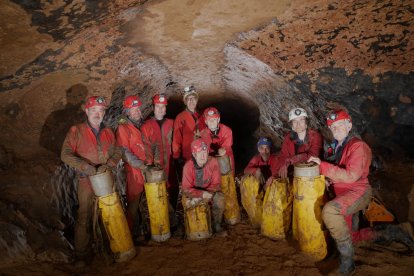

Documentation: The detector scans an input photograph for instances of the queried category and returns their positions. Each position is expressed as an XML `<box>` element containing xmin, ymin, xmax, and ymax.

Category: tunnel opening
<box><xmin>164</xmin><ymin>92</ymin><xmax>261</xmax><ymax>175</ymax></box>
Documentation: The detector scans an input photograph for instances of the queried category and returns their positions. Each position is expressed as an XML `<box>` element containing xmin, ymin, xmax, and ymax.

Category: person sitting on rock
<box><xmin>244</xmin><ymin>137</ymin><xmax>278</xmax><ymax>185</ymax></box>
<box><xmin>181</xmin><ymin>139</ymin><xmax>226</xmax><ymax>234</ymax></box>
<box><xmin>200</xmin><ymin>107</ymin><xmax>235</xmax><ymax>175</ymax></box>
<box><xmin>61</xmin><ymin>96</ymin><xmax>122</xmax><ymax>267</ymax></box>
<box><xmin>308</xmin><ymin>109</ymin><xmax>414</xmax><ymax>275</ymax></box>
<box><xmin>270</xmin><ymin>107</ymin><xmax>322</xmax><ymax>180</ymax></box>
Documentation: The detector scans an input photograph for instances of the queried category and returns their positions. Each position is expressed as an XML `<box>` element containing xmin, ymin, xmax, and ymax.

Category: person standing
<box><xmin>141</xmin><ymin>94</ymin><xmax>178</xmax><ymax>207</ymax></box>
<box><xmin>172</xmin><ymin>86</ymin><xmax>204</xmax><ymax>169</ymax></box>
<box><xmin>200</xmin><ymin>107</ymin><xmax>235</xmax><ymax>175</ymax></box>
<box><xmin>116</xmin><ymin>95</ymin><xmax>148</xmax><ymax>239</ymax></box>
<box><xmin>61</xmin><ymin>96</ymin><xmax>121</xmax><ymax>266</ymax></box>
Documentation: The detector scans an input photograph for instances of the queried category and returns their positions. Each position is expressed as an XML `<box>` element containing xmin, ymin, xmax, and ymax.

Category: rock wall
<box><xmin>226</xmin><ymin>0</ymin><xmax>414</xmax><ymax>158</ymax></box>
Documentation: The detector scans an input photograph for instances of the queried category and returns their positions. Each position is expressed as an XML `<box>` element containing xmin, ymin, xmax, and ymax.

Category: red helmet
<box><xmin>203</xmin><ymin>107</ymin><xmax>220</xmax><ymax>120</ymax></box>
<box><xmin>84</xmin><ymin>96</ymin><xmax>107</xmax><ymax>110</ymax></box>
<box><xmin>327</xmin><ymin>109</ymin><xmax>352</xmax><ymax>127</ymax></box>
<box><xmin>191</xmin><ymin>139</ymin><xmax>208</xmax><ymax>154</ymax></box>
<box><xmin>153</xmin><ymin>94</ymin><xmax>168</xmax><ymax>105</ymax></box>
<box><xmin>123</xmin><ymin>95</ymin><xmax>142</xmax><ymax>109</ymax></box>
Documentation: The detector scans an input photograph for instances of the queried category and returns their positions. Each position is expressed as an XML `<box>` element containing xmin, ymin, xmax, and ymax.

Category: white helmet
<box><xmin>288</xmin><ymin>107</ymin><xmax>308</xmax><ymax>121</ymax></box>
<box><xmin>183</xmin><ymin>85</ymin><xmax>198</xmax><ymax>102</ymax></box>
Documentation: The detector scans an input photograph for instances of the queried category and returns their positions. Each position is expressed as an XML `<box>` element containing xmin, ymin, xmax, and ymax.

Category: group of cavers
<box><xmin>61</xmin><ymin>86</ymin><xmax>414</xmax><ymax>274</ymax></box>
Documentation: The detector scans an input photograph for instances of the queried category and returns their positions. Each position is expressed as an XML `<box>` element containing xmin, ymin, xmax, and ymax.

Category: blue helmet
<box><xmin>257</xmin><ymin>137</ymin><xmax>272</xmax><ymax>148</ymax></box>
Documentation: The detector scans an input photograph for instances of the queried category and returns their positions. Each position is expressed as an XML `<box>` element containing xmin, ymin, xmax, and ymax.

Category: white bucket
<box><xmin>89</xmin><ymin>170</ymin><xmax>114</xmax><ymax>197</ymax></box>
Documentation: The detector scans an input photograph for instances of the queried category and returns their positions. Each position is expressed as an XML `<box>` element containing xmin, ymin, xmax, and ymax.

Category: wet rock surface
<box><xmin>0</xmin><ymin>0</ymin><xmax>413</xmax><ymax>274</ymax></box>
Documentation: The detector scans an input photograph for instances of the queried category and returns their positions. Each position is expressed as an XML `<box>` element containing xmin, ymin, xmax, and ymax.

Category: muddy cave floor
<box><xmin>2</xmin><ymin>160</ymin><xmax>414</xmax><ymax>275</ymax></box>
<box><xmin>5</xmin><ymin>219</ymin><xmax>414</xmax><ymax>275</ymax></box>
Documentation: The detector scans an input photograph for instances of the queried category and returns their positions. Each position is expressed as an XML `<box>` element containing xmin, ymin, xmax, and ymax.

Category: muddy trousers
<box><xmin>322</xmin><ymin>186</ymin><xmax>372</xmax><ymax>273</ymax></box>
<box><xmin>322</xmin><ymin>186</ymin><xmax>373</xmax><ymax>243</ymax></box>
<box><xmin>74</xmin><ymin>177</ymin><xmax>95</xmax><ymax>256</ymax></box>
<box><xmin>212</xmin><ymin>192</ymin><xmax>225</xmax><ymax>226</ymax></box>
<box><xmin>127</xmin><ymin>192</ymin><xmax>143</xmax><ymax>235</ymax></box>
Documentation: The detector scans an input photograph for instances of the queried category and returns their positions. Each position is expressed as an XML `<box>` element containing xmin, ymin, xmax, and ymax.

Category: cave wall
<box><xmin>226</xmin><ymin>0</ymin><xmax>414</xmax><ymax>158</ymax></box>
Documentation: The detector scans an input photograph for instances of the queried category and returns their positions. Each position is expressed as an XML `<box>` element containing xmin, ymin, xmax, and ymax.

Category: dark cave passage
<box><xmin>165</xmin><ymin>93</ymin><xmax>261</xmax><ymax>174</ymax></box>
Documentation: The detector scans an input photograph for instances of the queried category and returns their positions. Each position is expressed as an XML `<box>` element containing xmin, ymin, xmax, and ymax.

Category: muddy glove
<box><xmin>82</xmin><ymin>163</ymin><xmax>96</xmax><ymax>176</ymax></box>
<box><xmin>202</xmin><ymin>191</ymin><xmax>213</xmax><ymax>202</ymax></box>
<box><xmin>278</xmin><ymin>164</ymin><xmax>288</xmax><ymax>179</ymax></box>
<box><xmin>264</xmin><ymin>176</ymin><xmax>274</xmax><ymax>191</ymax></box>
<box><xmin>217</xmin><ymin>148</ymin><xmax>226</xmax><ymax>157</ymax></box>
<box><xmin>254</xmin><ymin>169</ymin><xmax>265</xmax><ymax>184</ymax></box>
<box><xmin>194</xmin><ymin>129</ymin><xmax>201</xmax><ymax>139</ymax></box>
<box><xmin>106</xmin><ymin>158</ymin><xmax>119</xmax><ymax>169</ymax></box>
<box><xmin>97</xmin><ymin>165</ymin><xmax>109</xmax><ymax>174</ymax></box>
<box><xmin>189</xmin><ymin>197</ymin><xmax>203</xmax><ymax>208</ymax></box>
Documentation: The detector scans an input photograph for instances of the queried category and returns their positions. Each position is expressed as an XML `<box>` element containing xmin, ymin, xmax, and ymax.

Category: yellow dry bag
<box><xmin>261</xmin><ymin>178</ymin><xmax>293</xmax><ymax>240</ymax></box>
<box><xmin>292</xmin><ymin>163</ymin><xmax>327</xmax><ymax>260</ymax></box>
<box><xmin>240</xmin><ymin>175</ymin><xmax>263</xmax><ymax>228</ymax></box>
<box><xmin>182</xmin><ymin>196</ymin><xmax>212</xmax><ymax>241</ymax></box>
<box><xmin>144</xmin><ymin>169</ymin><xmax>171</xmax><ymax>242</ymax></box>
<box><xmin>217</xmin><ymin>156</ymin><xmax>240</xmax><ymax>225</ymax></box>
<box><xmin>90</xmin><ymin>170</ymin><xmax>136</xmax><ymax>263</ymax></box>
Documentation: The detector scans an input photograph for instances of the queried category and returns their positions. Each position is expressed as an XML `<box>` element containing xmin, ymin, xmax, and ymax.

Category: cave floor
<box><xmin>4</xmin><ymin>221</ymin><xmax>414</xmax><ymax>275</ymax></box>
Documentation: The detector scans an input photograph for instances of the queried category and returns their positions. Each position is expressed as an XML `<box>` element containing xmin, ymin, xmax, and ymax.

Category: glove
<box><xmin>82</xmin><ymin>163</ymin><xmax>96</xmax><ymax>176</ymax></box>
<box><xmin>194</xmin><ymin>129</ymin><xmax>201</xmax><ymax>139</ymax></box>
<box><xmin>106</xmin><ymin>158</ymin><xmax>119</xmax><ymax>169</ymax></box>
<box><xmin>138</xmin><ymin>164</ymin><xmax>148</xmax><ymax>171</ymax></box>
<box><xmin>217</xmin><ymin>148</ymin><xmax>226</xmax><ymax>157</ymax></box>
<box><xmin>278</xmin><ymin>164</ymin><xmax>288</xmax><ymax>179</ymax></box>
<box><xmin>264</xmin><ymin>177</ymin><xmax>274</xmax><ymax>191</ymax></box>
<box><xmin>189</xmin><ymin>198</ymin><xmax>202</xmax><ymax>208</ymax></box>
<box><xmin>97</xmin><ymin>164</ymin><xmax>109</xmax><ymax>174</ymax></box>
<box><xmin>202</xmin><ymin>191</ymin><xmax>213</xmax><ymax>202</ymax></box>
<box><xmin>254</xmin><ymin>169</ymin><xmax>264</xmax><ymax>183</ymax></box>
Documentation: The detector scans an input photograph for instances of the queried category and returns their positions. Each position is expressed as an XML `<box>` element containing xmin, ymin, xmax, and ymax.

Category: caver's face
<box><xmin>258</xmin><ymin>145</ymin><xmax>270</xmax><ymax>161</ymax></box>
<box><xmin>193</xmin><ymin>149</ymin><xmax>208</xmax><ymax>167</ymax></box>
<box><xmin>86</xmin><ymin>106</ymin><xmax>106</xmax><ymax>128</ymax></box>
<box><xmin>330</xmin><ymin>119</ymin><xmax>352</xmax><ymax>143</ymax></box>
<box><xmin>185</xmin><ymin>95</ymin><xmax>198</xmax><ymax>112</ymax></box>
<box><xmin>128</xmin><ymin>106</ymin><xmax>142</xmax><ymax>122</ymax></box>
<box><xmin>154</xmin><ymin>104</ymin><xmax>166</xmax><ymax>120</ymax></box>
<box><xmin>291</xmin><ymin>116</ymin><xmax>307</xmax><ymax>135</ymax></box>
<box><xmin>206</xmin><ymin>117</ymin><xmax>219</xmax><ymax>131</ymax></box>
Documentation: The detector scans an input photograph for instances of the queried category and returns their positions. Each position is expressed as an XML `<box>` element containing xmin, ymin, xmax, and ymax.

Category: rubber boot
<box><xmin>374</xmin><ymin>224</ymin><xmax>414</xmax><ymax>251</ymax></box>
<box><xmin>73</xmin><ymin>250</ymin><xmax>93</xmax><ymax>268</ymax></box>
<box><xmin>214</xmin><ymin>222</ymin><xmax>228</xmax><ymax>237</ymax></box>
<box><xmin>337</xmin><ymin>239</ymin><xmax>355</xmax><ymax>276</ymax></box>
